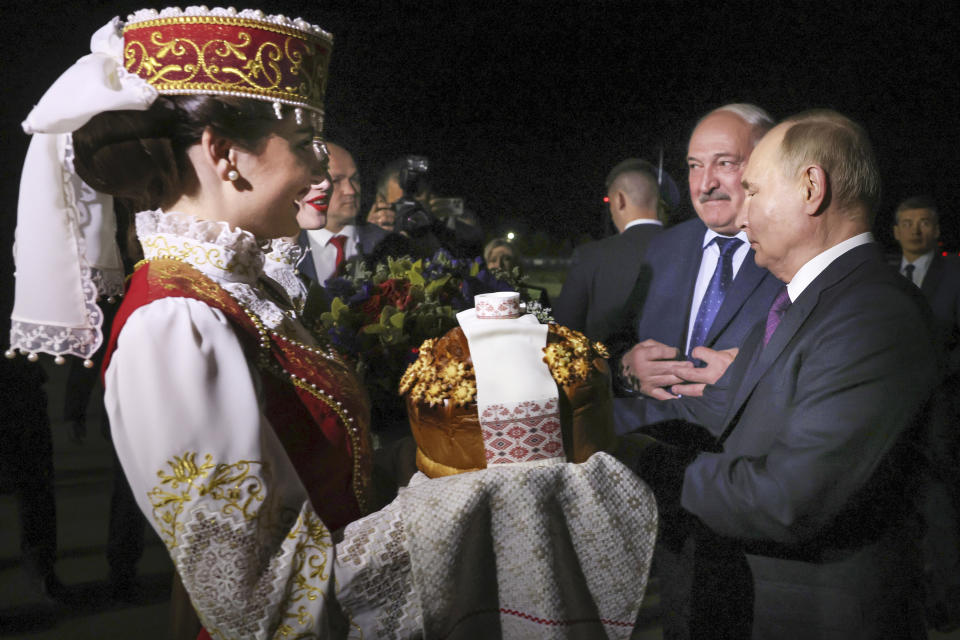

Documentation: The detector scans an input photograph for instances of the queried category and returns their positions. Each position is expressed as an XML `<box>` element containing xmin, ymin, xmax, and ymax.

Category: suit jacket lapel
<box><xmin>725</xmin><ymin>287</ymin><xmax>817</xmax><ymax>419</ymax></box>
<box><xmin>297</xmin><ymin>230</ymin><xmax>318</xmax><ymax>283</ymax></box>
<box><xmin>723</xmin><ymin>243</ymin><xmax>880</xmax><ymax>425</ymax></box>
<box><xmin>921</xmin><ymin>254</ymin><xmax>943</xmax><ymax>298</ymax></box>
<box><xmin>704</xmin><ymin>250</ymin><xmax>767</xmax><ymax>347</ymax></box>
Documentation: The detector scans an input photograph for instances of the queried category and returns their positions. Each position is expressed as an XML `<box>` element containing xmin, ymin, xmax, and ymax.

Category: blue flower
<box><xmin>348</xmin><ymin>282</ymin><xmax>375</xmax><ymax>306</ymax></box>
<box><xmin>327</xmin><ymin>324</ymin><xmax>360</xmax><ymax>358</ymax></box>
<box><xmin>324</xmin><ymin>276</ymin><xmax>356</xmax><ymax>301</ymax></box>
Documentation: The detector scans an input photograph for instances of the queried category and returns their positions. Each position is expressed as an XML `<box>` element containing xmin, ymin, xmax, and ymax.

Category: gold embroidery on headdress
<box><xmin>124</xmin><ymin>14</ymin><xmax>332</xmax><ymax>112</ymax></box>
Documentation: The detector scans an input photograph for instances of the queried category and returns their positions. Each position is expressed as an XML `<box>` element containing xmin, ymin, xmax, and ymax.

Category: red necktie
<box><xmin>328</xmin><ymin>234</ymin><xmax>347</xmax><ymax>275</ymax></box>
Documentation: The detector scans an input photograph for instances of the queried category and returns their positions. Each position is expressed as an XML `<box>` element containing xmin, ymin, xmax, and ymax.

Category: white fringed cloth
<box><xmin>337</xmin><ymin>452</ymin><xmax>658</xmax><ymax>639</ymax></box>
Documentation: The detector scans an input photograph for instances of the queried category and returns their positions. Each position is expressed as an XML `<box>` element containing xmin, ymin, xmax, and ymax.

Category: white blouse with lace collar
<box><xmin>136</xmin><ymin>209</ymin><xmax>310</xmax><ymax>339</ymax></box>
<box><xmin>263</xmin><ymin>236</ymin><xmax>308</xmax><ymax>310</ymax></box>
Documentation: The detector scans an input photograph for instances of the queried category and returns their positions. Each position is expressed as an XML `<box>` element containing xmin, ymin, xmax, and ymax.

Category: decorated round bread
<box><xmin>399</xmin><ymin>323</ymin><xmax>616</xmax><ymax>478</ymax></box>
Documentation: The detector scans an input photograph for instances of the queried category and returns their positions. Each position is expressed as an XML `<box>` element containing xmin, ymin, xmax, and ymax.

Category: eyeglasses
<box><xmin>312</xmin><ymin>137</ymin><xmax>329</xmax><ymax>164</ymax></box>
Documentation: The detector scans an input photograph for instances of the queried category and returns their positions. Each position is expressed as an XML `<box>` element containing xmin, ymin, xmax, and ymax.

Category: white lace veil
<box><xmin>7</xmin><ymin>18</ymin><xmax>155</xmax><ymax>364</ymax></box>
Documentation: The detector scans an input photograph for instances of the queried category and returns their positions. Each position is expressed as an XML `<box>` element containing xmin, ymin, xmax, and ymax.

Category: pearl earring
<box><xmin>227</xmin><ymin>169</ymin><xmax>239</xmax><ymax>182</ymax></box>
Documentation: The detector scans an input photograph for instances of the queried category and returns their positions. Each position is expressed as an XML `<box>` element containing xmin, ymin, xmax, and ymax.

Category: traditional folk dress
<box><xmin>104</xmin><ymin>210</ymin><xmax>658</xmax><ymax>640</ymax></box>
<box><xmin>103</xmin><ymin>210</ymin><xmax>374</xmax><ymax>637</ymax></box>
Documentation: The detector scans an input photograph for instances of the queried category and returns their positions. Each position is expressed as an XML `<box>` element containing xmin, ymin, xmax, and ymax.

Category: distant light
<box><xmin>943</xmin><ymin>251</ymin><xmax>949</xmax><ymax>257</ymax></box>
<box><xmin>603</xmin><ymin>196</ymin><xmax>610</xmax><ymax>203</ymax></box>
<box><xmin>506</xmin><ymin>231</ymin><xmax>516</xmax><ymax>241</ymax></box>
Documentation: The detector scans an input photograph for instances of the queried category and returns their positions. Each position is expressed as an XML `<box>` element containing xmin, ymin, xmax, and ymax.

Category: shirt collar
<box><xmin>900</xmin><ymin>250</ymin><xmax>934</xmax><ymax>270</ymax></box>
<box><xmin>306</xmin><ymin>224</ymin><xmax>357</xmax><ymax>245</ymax></box>
<box><xmin>623</xmin><ymin>218</ymin><xmax>663</xmax><ymax>231</ymax></box>
<box><xmin>701</xmin><ymin>228</ymin><xmax>749</xmax><ymax>249</ymax></box>
<box><xmin>786</xmin><ymin>232</ymin><xmax>874</xmax><ymax>301</ymax></box>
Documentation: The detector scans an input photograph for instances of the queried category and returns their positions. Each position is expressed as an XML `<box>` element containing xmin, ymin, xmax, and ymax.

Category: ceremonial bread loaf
<box><xmin>400</xmin><ymin>324</ymin><xmax>616</xmax><ymax>478</ymax></box>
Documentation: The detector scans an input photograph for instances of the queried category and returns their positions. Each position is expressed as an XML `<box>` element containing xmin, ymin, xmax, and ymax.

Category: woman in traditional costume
<box><xmin>8</xmin><ymin>7</ymin><xmax>658</xmax><ymax>639</ymax></box>
<box><xmin>10</xmin><ymin>7</ymin><xmax>374</xmax><ymax>636</ymax></box>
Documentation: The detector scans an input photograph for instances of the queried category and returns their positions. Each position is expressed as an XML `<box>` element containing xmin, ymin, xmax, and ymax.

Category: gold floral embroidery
<box><xmin>142</xmin><ymin>236</ymin><xmax>232</xmax><ymax>272</ymax></box>
<box><xmin>124</xmin><ymin>17</ymin><xmax>330</xmax><ymax>110</ymax></box>
<box><xmin>273</xmin><ymin>510</ymin><xmax>336</xmax><ymax>638</ymax></box>
<box><xmin>148</xmin><ymin>452</ymin><xmax>266</xmax><ymax>548</ymax></box>
<box><xmin>137</xmin><ymin>259</ymin><xmax>372</xmax><ymax>515</ymax></box>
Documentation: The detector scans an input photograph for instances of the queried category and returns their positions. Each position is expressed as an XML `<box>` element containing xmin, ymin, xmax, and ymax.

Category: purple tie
<box><xmin>688</xmin><ymin>236</ymin><xmax>743</xmax><ymax>354</ymax></box>
<box><xmin>763</xmin><ymin>286</ymin><xmax>791</xmax><ymax>346</ymax></box>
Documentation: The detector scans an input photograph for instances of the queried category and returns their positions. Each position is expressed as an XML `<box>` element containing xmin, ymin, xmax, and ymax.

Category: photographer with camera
<box><xmin>366</xmin><ymin>156</ymin><xmax>484</xmax><ymax>261</ymax></box>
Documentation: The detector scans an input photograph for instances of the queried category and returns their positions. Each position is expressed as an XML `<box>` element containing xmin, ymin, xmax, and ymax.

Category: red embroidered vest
<box><xmin>103</xmin><ymin>259</ymin><xmax>372</xmax><ymax>531</ymax></box>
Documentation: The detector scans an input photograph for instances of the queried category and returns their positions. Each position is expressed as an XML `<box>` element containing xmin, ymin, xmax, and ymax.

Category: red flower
<box><xmin>360</xmin><ymin>294</ymin><xmax>383</xmax><ymax>321</ymax></box>
<box><xmin>378</xmin><ymin>279</ymin><xmax>413</xmax><ymax>310</ymax></box>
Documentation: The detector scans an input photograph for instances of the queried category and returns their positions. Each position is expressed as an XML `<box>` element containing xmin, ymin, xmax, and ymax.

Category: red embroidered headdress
<box><xmin>123</xmin><ymin>7</ymin><xmax>332</xmax><ymax>117</ymax></box>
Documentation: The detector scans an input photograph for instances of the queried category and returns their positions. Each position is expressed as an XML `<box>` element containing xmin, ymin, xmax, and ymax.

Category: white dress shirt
<box><xmin>306</xmin><ymin>224</ymin><xmax>359</xmax><ymax>284</ymax></box>
<box><xmin>623</xmin><ymin>218</ymin><xmax>663</xmax><ymax>231</ymax></box>
<box><xmin>787</xmin><ymin>232</ymin><xmax>874</xmax><ymax>301</ymax></box>
<box><xmin>899</xmin><ymin>250</ymin><xmax>934</xmax><ymax>287</ymax></box>
<box><xmin>685</xmin><ymin>229</ymin><xmax>751</xmax><ymax>352</ymax></box>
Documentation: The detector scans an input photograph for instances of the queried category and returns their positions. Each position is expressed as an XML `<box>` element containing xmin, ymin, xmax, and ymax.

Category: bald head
<box><xmin>325</xmin><ymin>142</ymin><xmax>361</xmax><ymax>233</ymax></box>
<box><xmin>702</xmin><ymin>103</ymin><xmax>775</xmax><ymax>146</ymax></box>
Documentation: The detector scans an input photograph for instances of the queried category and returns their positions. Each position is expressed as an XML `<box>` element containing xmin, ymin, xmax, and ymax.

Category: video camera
<box><xmin>392</xmin><ymin>155</ymin><xmax>434</xmax><ymax>234</ymax></box>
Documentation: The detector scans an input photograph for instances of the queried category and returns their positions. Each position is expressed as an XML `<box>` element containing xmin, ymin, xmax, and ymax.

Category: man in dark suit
<box><xmin>892</xmin><ymin>196</ymin><xmax>960</xmax><ymax>630</ymax></box>
<box><xmin>611</xmin><ymin>105</ymin><xmax>781</xmax><ymax>640</ymax></box>
<box><xmin>893</xmin><ymin>196</ymin><xmax>960</xmax><ymax>372</ymax></box>
<box><xmin>623</xmin><ymin>110</ymin><xmax>937</xmax><ymax>639</ymax></box>
<box><xmin>616</xmin><ymin>105</ymin><xmax>782</xmax><ymax>405</ymax></box>
<box><xmin>296</xmin><ymin>142</ymin><xmax>388</xmax><ymax>285</ymax></box>
<box><xmin>553</xmin><ymin>158</ymin><xmax>663</xmax><ymax>343</ymax></box>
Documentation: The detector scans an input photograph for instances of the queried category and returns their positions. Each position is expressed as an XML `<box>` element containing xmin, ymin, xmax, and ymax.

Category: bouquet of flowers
<box><xmin>315</xmin><ymin>250</ymin><xmax>527</xmax><ymax>422</ymax></box>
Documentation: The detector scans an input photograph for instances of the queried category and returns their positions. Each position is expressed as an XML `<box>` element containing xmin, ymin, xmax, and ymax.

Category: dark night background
<box><xmin>2</xmin><ymin>0</ymin><xmax>958</xmax><ymax>319</ymax></box>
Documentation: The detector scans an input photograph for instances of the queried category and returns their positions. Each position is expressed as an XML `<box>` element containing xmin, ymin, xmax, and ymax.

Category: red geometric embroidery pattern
<box><xmin>479</xmin><ymin>399</ymin><xmax>564</xmax><ymax>464</ymax></box>
<box><xmin>499</xmin><ymin>607</ymin><xmax>636</xmax><ymax>628</ymax></box>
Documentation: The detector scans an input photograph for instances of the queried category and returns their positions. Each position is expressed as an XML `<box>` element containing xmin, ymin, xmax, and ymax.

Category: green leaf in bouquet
<box><xmin>424</xmin><ymin>274</ymin><xmax>451</xmax><ymax>298</ymax></box>
<box><xmin>407</xmin><ymin>268</ymin><xmax>426</xmax><ymax>287</ymax></box>
<box><xmin>320</xmin><ymin>296</ymin><xmax>350</xmax><ymax>327</ymax></box>
<box><xmin>387</xmin><ymin>256</ymin><xmax>415</xmax><ymax>277</ymax></box>
<box><xmin>361</xmin><ymin>323</ymin><xmax>386</xmax><ymax>335</ymax></box>
<box><xmin>407</xmin><ymin>283</ymin><xmax>426</xmax><ymax>306</ymax></box>
<box><xmin>379</xmin><ymin>305</ymin><xmax>398</xmax><ymax>326</ymax></box>
<box><xmin>372</xmin><ymin>261</ymin><xmax>391</xmax><ymax>283</ymax></box>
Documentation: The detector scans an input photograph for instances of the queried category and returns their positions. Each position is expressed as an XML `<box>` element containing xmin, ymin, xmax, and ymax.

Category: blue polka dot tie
<box><xmin>688</xmin><ymin>236</ymin><xmax>743</xmax><ymax>355</ymax></box>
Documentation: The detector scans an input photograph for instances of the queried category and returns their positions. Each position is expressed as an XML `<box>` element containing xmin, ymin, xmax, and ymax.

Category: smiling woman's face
<box><xmin>296</xmin><ymin>175</ymin><xmax>333</xmax><ymax>230</ymax></box>
<box><xmin>228</xmin><ymin>116</ymin><xmax>326</xmax><ymax>239</ymax></box>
